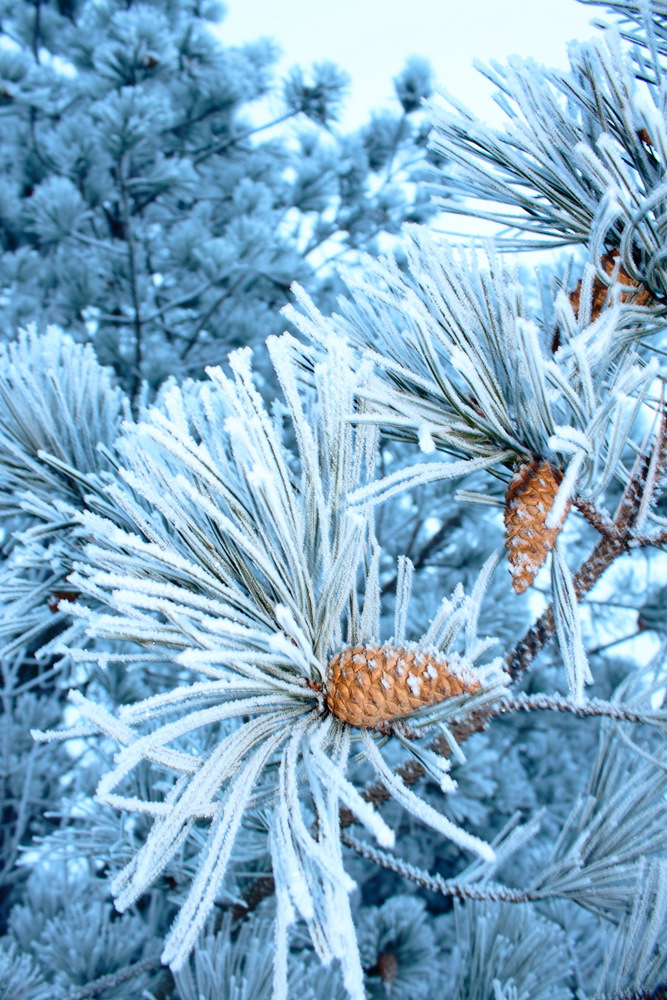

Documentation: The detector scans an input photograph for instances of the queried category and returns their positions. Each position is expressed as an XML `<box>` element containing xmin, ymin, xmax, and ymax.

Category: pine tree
<box><xmin>3</xmin><ymin>2</ymin><xmax>667</xmax><ymax>999</ymax></box>
<box><xmin>0</xmin><ymin>0</ymin><xmax>436</xmax><ymax>397</ymax></box>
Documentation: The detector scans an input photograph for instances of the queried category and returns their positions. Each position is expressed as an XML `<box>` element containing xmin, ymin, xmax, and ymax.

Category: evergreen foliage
<box><xmin>0</xmin><ymin>0</ymin><xmax>436</xmax><ymax>395</ymax></box>
<box><xmin>2</xmin><ymin>1</ymin><xmax>667</xmax><ymax>999</ymax></box>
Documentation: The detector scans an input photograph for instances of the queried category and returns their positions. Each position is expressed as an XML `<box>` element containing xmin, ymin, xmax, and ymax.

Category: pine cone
<box><xmin>325</xmin><ymin>644</ymin><xmax>480</xmax><ymax>729</ymax></box>
<box><xmin>569</xmin><ymin>250</ymin><xmax>653</xmax><ymax>323</ymax></box>
<box><xmin>504</xmin><ymin>460</ymin><xmax>569</xmax><ymax>594</ymax></box>
<box><xmin>370</xmin><ymin>952</ymin><xmax>399</xmax><ymax>985</ymax></box>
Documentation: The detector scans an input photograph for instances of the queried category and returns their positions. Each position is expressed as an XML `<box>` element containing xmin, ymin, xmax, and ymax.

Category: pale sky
<box><xmin>218</xmin><ymin>0</ymin><xmax>599</xmax><ymax>129</ymax></box>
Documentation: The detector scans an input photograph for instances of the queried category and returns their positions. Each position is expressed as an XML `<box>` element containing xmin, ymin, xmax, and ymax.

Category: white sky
<box><xmin>218</xmin><ymin>0</ymin><xmax>600</xmax><ymax>129</ymax></box>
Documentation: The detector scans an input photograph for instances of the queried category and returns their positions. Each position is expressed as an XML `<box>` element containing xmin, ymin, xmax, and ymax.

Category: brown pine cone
<box><xmin>325</xmin><ymin>644</ymin><xmax>480</xmax><ymax>729</ymax></box>
<box><xmin>569</xmin><ymin>250</ymin><xmax>653</xmax><ymax>323</ymax></box>
<box><xmin>504</xmin><ymin>459</ymin><xmax>569</xmax><ymax>594</ymax></box>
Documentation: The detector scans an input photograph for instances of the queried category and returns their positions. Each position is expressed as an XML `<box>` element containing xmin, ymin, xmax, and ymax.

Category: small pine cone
<box><xmin>325</xmin><ymin>644</ymin><xmax>480</xmax><ymax>729</ymax></box>
<box><xmin>504</xmin><ymin>459</ymin><xmax>569</xmax><ymax>594</ymax></box>
<box><xmin>568</xmin><ymin>250</ymin><xmax>653</xmax><ymax>323</ymax></box>
<box><xmin>374</xmin><ymin>952</ymin><xmax>399</xmax><ymax>986</ymax></box>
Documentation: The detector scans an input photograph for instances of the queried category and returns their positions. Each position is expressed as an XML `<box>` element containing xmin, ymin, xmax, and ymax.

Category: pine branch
<box><xmin>510</xmin><ymin>398</ymin><xmax>667</xmax><ymax>671</ymax></box>
<box><xmin>198</xmin><ymin>404</ymin><xmax>667</xmax><ymax>925</ymax></box>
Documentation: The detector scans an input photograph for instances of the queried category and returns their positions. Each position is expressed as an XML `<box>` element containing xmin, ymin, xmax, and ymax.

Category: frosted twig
<box><xmin>340</xmin><ymin>831</ymin><xmax>532</xmax><ymax>902</ymax></box>
<box><xmin>572</xmin><ymin>495</ymin><xmax>617</xmax><ymax>535</ymax></box>
<box><xmin>494</xmin><ymin>692</ymin><xmax>667</xmax><ymax>727</ymax></box>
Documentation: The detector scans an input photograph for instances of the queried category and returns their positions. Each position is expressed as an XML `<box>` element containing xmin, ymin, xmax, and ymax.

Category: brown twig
<box><xmin>572</xmin><ymin>495</ymin><xmax>616</xmax><ymax>536</ymax></box>
<box><xmin>231</xmin><ymin>874</ymin><xmax>276</xmax><ymax>923</ymax></box>
<box><xmin>506</xmin><ymin>525</ymin><xmax>628</xmax><ymax>680</ymax></box>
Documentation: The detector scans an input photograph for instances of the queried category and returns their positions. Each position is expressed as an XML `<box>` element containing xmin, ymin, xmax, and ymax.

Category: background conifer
<box><xmin>0</xmin><ymin>0</ymin><xmax>436</xmax><ymax>396</ymax></box>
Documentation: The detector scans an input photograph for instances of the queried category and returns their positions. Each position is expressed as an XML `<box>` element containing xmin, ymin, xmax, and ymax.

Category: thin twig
<box><xmin>0</xmin><ymin>750</ymin><xmax>35</xmax><ymax>882</ymax></box>
<box><xmin>31</xmin><ymin>0</ymin><xmax>41</xmax><ymax>62</ymax></box>
<box><xmin>587</xmin><ymin>631</ymin><xmax>641</xmax><ymax>655</ymax></box>
<box><xmin>494</xmin><ymin>692</ymin><xmax>667</xmax><ymax>727</ymax></box>
<box><xmin>65</xmin><ymin>954</ymin><xmax>163</xmax><ymax>1000</ymax></box>
<box><xmin>341</xmin><ymin>830</ymin><xmax>534</xmax><ymax>902</ymax></box>
<box><xmin>381</xmin><ymin>512</ymin><xmax>463</xmax><ymax>596</ymax></box>
<box><xmin>193</xmin><ymin>112</ymin><xmax>295</xmax><ymax>166</ymax></box>
<box><xmin>232</xmin><ymin>874</ymin><xmax>275</xmax><ymax>922</ymax></box>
